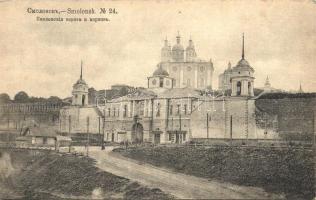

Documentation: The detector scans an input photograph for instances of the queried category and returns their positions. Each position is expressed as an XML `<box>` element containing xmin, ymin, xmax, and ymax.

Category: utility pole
<box><xmin>206</xmin><ymin>113</ymin><xmax>209</xmax><ymax>139</ymax></box>
<box><xmin>102</xmin><ymin>110</ymin><xmax>105</xmax><ymax>150</ymax></box>
<box><xmin>313</xmin><ymin>111</ymin><xmax>315</xmax><ymax>149</ymax></box>
<box><xmin>179</xmin><ymin>114</ymin><xmax>182</xmax><ymax>143</ymax></box>
<box><xmin>86</xmin><ymin>116</ymin><xmax>90</xmax><ymax>157</ymax></box>
<box><xmin>230</xmin><ymin>115</ymin><xmax>233</xmax><ymax>146</ymax></box>
<box><xmin>98</xmin><ymin>116</ymin><xmax>101</xmax><ymax>146</ymax></box>
<box><xmin>68</xmin><ymin>115</ymin><xmax>71</xmax><ymax>134</ymax></box>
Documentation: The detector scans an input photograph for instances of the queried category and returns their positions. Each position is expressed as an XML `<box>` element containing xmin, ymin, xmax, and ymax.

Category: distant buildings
<box><xmin>59</xmin><ymin>34</ymin><xmax>262</xmax><ymax>144</ymax></box>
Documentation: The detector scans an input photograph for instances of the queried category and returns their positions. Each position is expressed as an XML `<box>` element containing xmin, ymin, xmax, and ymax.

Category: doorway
<box><xmin>154</xmin><ymin>133</ymin><xmax>160</xmax><ymax>144</ymax></box>
<box><xmin>131</xmin><ymin>123</ymin><xmax>143</xmax><ymax>143</ymax></box>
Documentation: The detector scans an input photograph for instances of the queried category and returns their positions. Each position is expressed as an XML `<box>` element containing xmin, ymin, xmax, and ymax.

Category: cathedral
<box><xmin>158</xmin><ymin>33</ymin><xmax>214</xmax><ymax>90</ymax></box>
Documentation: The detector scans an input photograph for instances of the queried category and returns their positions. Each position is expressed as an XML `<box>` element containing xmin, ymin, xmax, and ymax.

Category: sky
<box><xmin>0</xmin><ymin>0</ymin><xmax>315</xmax><ymax>99</ymax></box>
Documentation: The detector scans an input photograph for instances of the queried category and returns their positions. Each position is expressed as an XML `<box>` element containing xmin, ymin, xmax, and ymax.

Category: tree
<box><xmin>47</xmin><ymin>96</ymin><xmax>61</xmax><ymax>102</ymax></box>
<box><xmin>14</xmin><ymin>91</ymin><xmax>29</xmax><ymax>103</ymax></box>
<box><xmin>0</xmin><ymin>93</ymin><xmax>11</xmax><ymax>104</ymax></box>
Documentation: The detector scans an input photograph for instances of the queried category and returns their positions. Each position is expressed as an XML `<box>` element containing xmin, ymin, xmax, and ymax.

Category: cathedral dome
<box><xmin>153</xmin><ymin>66</ymin><xmax>169</xmax><ymax>77</ymax></box>
<box><xmin>172</xmin><ymin>43</ymin><xmax>184</xmax><ymax>51</ymax></box>
<box><xmin>172</xmin><ymin>33</ymin><xmax>184</xmax><ymax>51</ymax></box>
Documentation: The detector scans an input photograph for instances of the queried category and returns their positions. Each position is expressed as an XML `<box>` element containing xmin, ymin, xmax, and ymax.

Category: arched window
<box><xmin>82</xmin><ymin>95</ymin><xmax>85</xmax><ymax>105</ymax></box>
<box><xmin>159</xmin><ymin>77</ymin><xmax>164</xmax><ymax>87</ymax></box>
<box><xmin>187</xmin><ymin>79</ymin><xmax>191</xmax><ymax>87</ymax></box>
<box><xmin>237</xmin><ymin>81</ymin><xmax>242</xmax><ymax>96</ymax></box>
<box><xmin>156</xmin><ymin>103</ymin><xmax>161</xmax><ymax>117</ymax></box>
<box><xmin>248</xmin><ymin>82</ymin><xmax>251</xmax><ymax>95</ymax></box>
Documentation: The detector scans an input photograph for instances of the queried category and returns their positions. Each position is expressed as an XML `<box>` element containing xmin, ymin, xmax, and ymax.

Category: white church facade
<box><xmin>59</xmin><ymin>34</ymin><xmax>282</xmax><ymax>144</ymax></box>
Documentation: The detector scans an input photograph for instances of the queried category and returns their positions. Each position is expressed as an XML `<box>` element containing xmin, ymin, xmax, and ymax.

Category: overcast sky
<box><xmin>0</xmin><ymin>0</ymin><xmax>315</xmax><ymax>99</ymax></box>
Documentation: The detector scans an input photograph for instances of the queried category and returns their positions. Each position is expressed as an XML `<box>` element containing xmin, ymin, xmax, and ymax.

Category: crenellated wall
<box><xmin>0</xmin><ymin>102</ymin><xmax>65</xmax><ymax>131</ymax></box>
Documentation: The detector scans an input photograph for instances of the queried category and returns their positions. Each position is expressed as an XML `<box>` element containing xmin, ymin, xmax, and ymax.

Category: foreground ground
<box><xmin>0</xmin><ymin>148</ymin><xmax>172</xmax><ymax>199</ymax></box>
<box><xmin>114</xmin><ymin>145</ymin><xmax>315</xmax><ymax>200</ymax></box>
<box><xmin>76</xmin><ymin>146</ymin><xmax>283</xmax><ymax>199</ymax></box>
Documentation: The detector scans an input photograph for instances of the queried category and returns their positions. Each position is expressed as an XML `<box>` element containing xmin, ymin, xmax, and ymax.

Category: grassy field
<box><xmin>0</xmin><ymin>148</ymin><xmax>172</xmax><ymax>199</ymax></box>
<box><xmin>115</xmin><ymin>146</ymin><xmax>315</xmax><ymax>200</ymax></box>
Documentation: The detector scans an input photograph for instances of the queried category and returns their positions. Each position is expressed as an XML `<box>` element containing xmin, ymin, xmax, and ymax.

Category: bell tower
<box><xmin>231</xmin><ymin>34</ymin><xmax>255</xmax><ymax>97</ymax></box>
<box><xmin>161</xmin><ymin>37</ymin><xmax>172</xmax><ymax>62</ymax></box>
<box><xmin>72</xmin><ymin>61</ymin><xmax>89</xmax><ymax>106</ymax></box>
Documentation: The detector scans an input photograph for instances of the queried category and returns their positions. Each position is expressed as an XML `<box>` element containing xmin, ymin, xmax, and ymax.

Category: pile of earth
<box><xmin>114</xmin><ymin>146</ymin><xmax>315</xmax><ymax>200</ymax></box>
<box><xmin>0</xmin><ymin>148</ymin><xmax>173</xmax><ymax>199</ymax></box>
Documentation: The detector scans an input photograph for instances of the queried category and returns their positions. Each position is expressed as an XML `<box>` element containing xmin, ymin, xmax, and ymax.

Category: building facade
<box><xmin>58</xmin><ymin>34</ymin><xmax>316</xmax><ymax>145</ymax></box>
<box><xmin>159</xmin><ymin>33</ymin><xmax>214</xmax><ymax>90</ymax></box>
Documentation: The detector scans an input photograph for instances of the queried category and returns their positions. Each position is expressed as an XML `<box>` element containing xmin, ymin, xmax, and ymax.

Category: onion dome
<box><xmin>172</xmin><ymin>33</ymin><xmax>184</xmax><ymax>51</ymax></box>
<box><xmin>153</xmin><ymin>65</ymin><xmax>169</xmax><ymax>77</ymax></box>
<box><xmin>162</xmin><ymin>37</ymin><xmax>171</xmax><ymax>50</ymax></box>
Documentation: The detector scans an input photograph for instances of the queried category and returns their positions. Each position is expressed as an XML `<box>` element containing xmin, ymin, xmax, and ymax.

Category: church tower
<box><xmin>148</xmin><ymin>64</ymin><xmax>174</xmax><ymax>93</ymax></box>
<box><xmin>231</xmin><ymin>34</ymin><xmax>255</xmax><ymax>97</ymax></box>
<box><xmin>161</xmin><ymin>37</ymin><xmax>172</xmax><ymax>62</ymax></box>
<box><xmin>186</xmin><ymin>37</ymin><xmax>197</xmax><ymax>62</ymax></box>
<box><xmin>72</xmin><ymin>61</ymin><xmax>89</xmax><ymax>106</ymax></box>
<box><xmin>171</xmin><ymin>32</ymin><xmax>184</xmax><ymax>62</ymax></box>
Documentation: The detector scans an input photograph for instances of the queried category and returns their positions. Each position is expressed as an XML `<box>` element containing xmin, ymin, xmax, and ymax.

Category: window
<box><xmin>200</xmin><ymin>78</ymin><xmax>204</xmax><ymax>87</ymax></box>
<box><xmin>156</xmin><ymin>103</ymin><xmax>161</xmax><ymax>117</ymax></box>
<box><xmin>200</xmin><ymin>66</ymin><xmax>205</xmax><ymax>72</ymax></box>
<box><xmin>117</xmin><ymin>108</ymin><xmax>120</xmax><ymax>117</ymax></box>
<box><xmin>187</xmin><ymin>79</ymin><xmax>191</xmax><ymax>87</ymax></box>
<box><xmin>169</xmin><ymin>105</ymin><xmax>173</xmax><ymax>115</ymax></box>
<box><xmin>123</xmin><ymin>105</ymin><xmax>127</xmax><ymax>117</ymax></box>
<box><xmin>159</xmin><ymin>77</ymin><xmax>164</xmax><ymax>87</ymax></box>
<box><xmin>248</xmin><ymin>82</ymin><xmax>251</xmax><ymax>95</ymax></box>
<box><xmin>166</xmin><ymin>80</ymin><xmax>170</xmax><ymax>86</ymax></box>
<box><xmin>177</xmin><ymin>104</ymin><xmax>180</xmax><ymax>115</ymax></box>
<box><xmin>187</xmin><ymin>66</ymin><xmax>192</xmax><ymax>71</ymax></box>
<box><xmin>82</xmin><ymin>95</ymin><xmax>85</xmax><ymax>105</ymax></box>
<box><xmin>43</xmin><ymin>137</ymin><xmax>47</xmax><ymax>144</ymax></box>
<box><xmin>173</xmin><ymin>66</ymin><xmax>177</xmax><ymax>71</ymax></box>
<box><xmin>152</xmin><ymin>79</ymin><xmax>157</xmax><ymax>85</ymax></box>
<box><xmin>113</xmin><ymin>108</ymin><xmax>116</xmax><ymax>117</ymax></box>
<box><xmin>108</xmin><ymin>108</ymin><xmax>111</xmax><ymax>116</ymax></box>
<box><xmin>184</xmin><ymin>104</ymin><xmax>187</xmax><ymax>115</ymax></box>
<box><xmin>237</xmin><ymin>81</ymin><xmax>241</xmax><ymax>96</ymax></box>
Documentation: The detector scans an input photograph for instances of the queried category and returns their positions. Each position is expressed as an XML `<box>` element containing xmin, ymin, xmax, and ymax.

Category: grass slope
<box><xmin>115</xmin><ymin>146</ymin><xmax>315</xmax><ymax>200</ymax></box>
<box><xmin>1</xmin><ymin>149</ymin><xmax>172</xmax><ymax>199</ymax></box>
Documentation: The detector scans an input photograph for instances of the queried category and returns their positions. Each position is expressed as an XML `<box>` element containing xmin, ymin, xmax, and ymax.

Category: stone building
<box><xmin>58</xmin><ymin>34</ymin><xmax>316</xmax><ymax>145</ymax></box>
<box><xmin>159</xmin><ymin>33</ymin><xmax>214</xmax><ymax>90</ymax></box>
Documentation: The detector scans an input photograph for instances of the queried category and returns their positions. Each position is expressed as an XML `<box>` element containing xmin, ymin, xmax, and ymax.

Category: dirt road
<box><xmin>75</xmin><ymin>146</ymin><xmax>283</xmax><ymax>199</ymax></box>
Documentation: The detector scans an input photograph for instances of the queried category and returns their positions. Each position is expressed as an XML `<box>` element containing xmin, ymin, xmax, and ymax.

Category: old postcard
<box><xmin>0</xmin><ymin>0</ymin><xmax>315</xmax><ymax>199</ymax></box>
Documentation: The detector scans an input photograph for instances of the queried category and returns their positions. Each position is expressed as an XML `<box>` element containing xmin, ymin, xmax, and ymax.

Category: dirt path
<box><xmin>74</xmin><ymin>146</ymin><xmax>283</xmax><ymax>199</ymax></box>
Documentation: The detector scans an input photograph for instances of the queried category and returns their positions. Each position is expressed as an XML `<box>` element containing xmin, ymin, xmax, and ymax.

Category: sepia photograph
<box><xmin>0</xmin><ymin>0</ymin><xmax>315</xmax><ymax>199</ymax></box>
